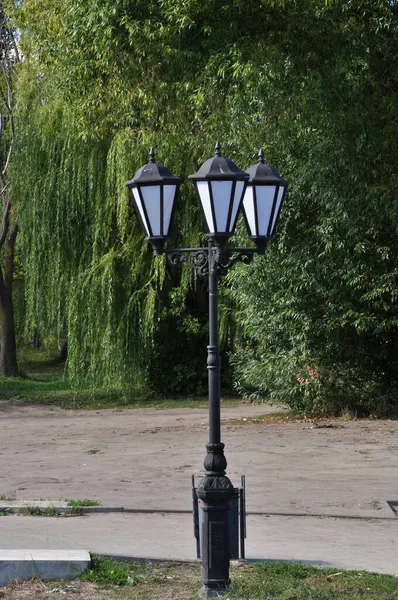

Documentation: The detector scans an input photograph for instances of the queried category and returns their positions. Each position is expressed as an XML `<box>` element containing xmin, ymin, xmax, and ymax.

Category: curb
<box><xmin>1</xmin><ymin>501</ymin><xmax>395</xmax><ymax>520</ymax></box>
<box><xmin>0</xmin><ymin>550</ymin><xmax>90</xmax><ymax>586</ymax></box>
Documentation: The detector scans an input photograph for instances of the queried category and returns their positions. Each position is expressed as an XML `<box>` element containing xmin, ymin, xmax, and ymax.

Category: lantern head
<box><xmin>242</xmin><ymin>148</ymin><xmax>289</xmax><ymax>252</ymax></box>
<box><xmin>188</xmin><ymin>142</ymin><xmax>249</xmax><ymax>248</ymax></box>
<box><xmin>125</xmin><ymin>148</ymin><xmax>182</xmax><ymax>255</ymax></box>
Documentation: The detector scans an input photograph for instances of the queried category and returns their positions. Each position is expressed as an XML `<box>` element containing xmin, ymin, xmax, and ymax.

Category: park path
<box><xmin>1</xmin><ymin>401</ymin><xmax>398</xmax><ymax>576</ymax></box>
<box><xmin>0</xmin><ymin>402</ymin><xmax>397</xmax><ymax>517</ymax></box>
<box><xmin>1</xmin><ymin>513</ymin><xmax>398</xmax><ymax>575</ymax></box>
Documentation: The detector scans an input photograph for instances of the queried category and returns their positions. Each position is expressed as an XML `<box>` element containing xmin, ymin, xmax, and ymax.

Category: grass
<box><xmin>225</xmin><ymin>412</ymin><xmax>354</xmax><ymax>426</ymax></box>
<box><xmin>66</xmin><ymin>498</ymin><xmax>101</xmax><ymax>507</ymax></box>
<box><xmin>4</xmin><ymin>559</ymin><xmax>398</xmax><ymax>599</ymax></box>
<box><xmin>0</xmin><ymin>349</ymin><xmax>246</xmax><ymax>410</ymax></box>
<box><xmin>82</xmin><ymin>555</ymin><xmax>144</xmax><ymax>586</ymax></box>
<box><xmin>20</xmin><ymin>505</ymin><xmax>58</xmax><ymax>517</ymax></box>
<box><xmin>0</xmin><ymin>491</ymin><xmax>16</xmax><ymax>501</ymax></box>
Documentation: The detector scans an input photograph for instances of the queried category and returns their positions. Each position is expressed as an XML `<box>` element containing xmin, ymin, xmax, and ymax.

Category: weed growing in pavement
<box><xmin>20</xmin><ymin>505</ymin><xmax>58</xmax><ymax>517</ymax></box>
<box><xmin>0</xmin><ymin>491</ymin><xmax>16</xmax><ymax>501</ymax></box>
<box><xmin>66</xmin><ymin>498</ymin><xmax>101</xmax><ymax>507</ymax></box>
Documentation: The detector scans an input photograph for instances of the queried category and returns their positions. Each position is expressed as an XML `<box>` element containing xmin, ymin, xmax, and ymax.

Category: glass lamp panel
<box><xmin>229</xmin><ymin>180</ymin><xmax>245</xmax><ymax>232</ymax></box>
<box><xmin>196</xmin><ymin>181</ymin><xmax>215</xmax><ymax>232</ymax></box>
<box><xmin>242</xmin><ymin>186</ymin><xmax>256</xmax><ymax>236</ymax></box>
<box><xmin>132</xmin><ymin>188</ymin><xmax>150</xmax><ymax>236</ymax></box>
<box><xmin>141</xmin><ymin>185</ymin><xmax>161</xmax><ymax>236</ymax></box>
<box><xmin>163</xmin><ymin>185</ymin><xmax>177</xmax><ymax>235</ymax></box>
<box><xmin>255</xmin><ymin>185</ymin><xmax>277</xmax><ymax>236</ymax></box>
<box><xmin>270</xmin><ymin>186</ymin><xmax>285</xmax><ymax>235</ymax></box>
<box><xmin>211</xmin><ymin>181</ymin><xmax>233</xmax><ymax>233</ymax></box>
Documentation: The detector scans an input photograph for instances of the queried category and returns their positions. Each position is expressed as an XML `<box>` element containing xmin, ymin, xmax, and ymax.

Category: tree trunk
<box><xmin>0</xmin><ymin>288</ymin><xmax>18</xmax><ymax>376</ymax></box>
<box><xmin>0</xmin><ymin>225</ymin><xmax>19</xmax><ymax>376</ymax></box>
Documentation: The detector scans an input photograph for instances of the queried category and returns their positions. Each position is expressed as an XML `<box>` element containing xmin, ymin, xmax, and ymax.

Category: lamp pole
<box><xmin>197</xmin><ymin>241</ymin><xmax>235</xmax><ymax>597</ymax></box>
<box><xmin>125</xmin><ymin>143</ymin><xmax>289</xmax><ymax>598</ymax></box>
<box><xmin>168</xmin><ymin>242</ymin><xmax>256</xmax><ymax>597</ymax></box>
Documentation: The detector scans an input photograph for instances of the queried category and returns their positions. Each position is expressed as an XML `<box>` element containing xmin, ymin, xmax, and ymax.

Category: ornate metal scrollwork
<box><xmin>166</xmin><ymin>246</ymin><xmax>256</xmax><ymax>277</ymax></box>
<box><xmin>213</xmin><ymin>249</ymin><xmax>255</xmax><ymax>276</ymax></box>
<box><xmin>167</xmin><ymin>248</ymin><xmax>210</xmax><ymax>276</ymax></box>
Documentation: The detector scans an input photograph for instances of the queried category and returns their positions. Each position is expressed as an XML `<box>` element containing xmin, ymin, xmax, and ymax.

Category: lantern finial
<box><xmin>149</xmin><ymin>147</ymin><xmax>156</xmax><ymax>163</ymax></box>
<box><xmin>215</xmin><ymin>141</ymin><xmax>221</xmax><ymax>157</ymax></box>
<box><xmin>258</xmin><ymin>148</ymin><xmax>265</xmax><ymax>164</ymax></box>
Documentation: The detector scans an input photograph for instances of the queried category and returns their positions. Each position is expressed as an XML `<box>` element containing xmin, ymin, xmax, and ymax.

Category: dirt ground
<box><xmin>0</xmin><ymin>400</ymin><xmax>397</xmax><ymax>517</ymax></box>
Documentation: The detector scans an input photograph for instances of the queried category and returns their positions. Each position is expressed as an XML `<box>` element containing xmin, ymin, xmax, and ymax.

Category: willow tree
<box><xmin>11</xmin><ymin>0</ymin><xmax>292</xmax><ymax>393</ymax></box>
<box><xmin>0</xmin><ymin>1</ymin><xmax>20</xmax><ymax>376</ymax></box>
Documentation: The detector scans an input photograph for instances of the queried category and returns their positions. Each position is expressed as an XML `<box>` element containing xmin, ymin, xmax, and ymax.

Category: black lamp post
<box><xmin>126</xmin><ymin>143</ymin><xmax>288</xmax><ymax>598</ymax></box>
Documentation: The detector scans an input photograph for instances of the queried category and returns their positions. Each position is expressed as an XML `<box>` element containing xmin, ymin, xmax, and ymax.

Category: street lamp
<box><xmin>242</xmin><ymin>148</ymin><xmax>289</xmax><ymax>252</ymax></box>
<box><xmin>125</xmin><ymin>143</ymin><xmax>288</xmax><ymax>597</ymax></box>
<box><xmin>188</xmin><ymin>141</ymin><xmax>248</xmax><ymax>249</ymax></box>
<box><xmin>125</xmin><ymin>147</ymin><xmax>182</xmax><ymax>255</ymax></box>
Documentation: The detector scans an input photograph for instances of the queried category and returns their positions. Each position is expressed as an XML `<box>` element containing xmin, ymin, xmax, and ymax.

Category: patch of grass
<box><xmin>4</xmin><ymin>560</ymin><xmax>398</xmax><ymax>599</ymax></box>
<box><xmin>0</xmin><ymin>508</ymin><xmax>9</xmax><ymax>516</ymax></box>
<box><xmin>0</xmin><ymin>491</ymin><xmax>16</xmax><ymax>501</ymax></box>
<box><xmin>81</xmin><ymin>555</ymin><xmax>144</xmax><ymax>587</ymax></box>
<box><xmin>0</xmin><ymin>350</ymin><xmax>249</xmax><ymax>410</ymax></box>
<box><xmin>226</xmin><ymin>412</ymin><xmax>354</xmax><ymax>426</ymax></box>
<box><xmin>20</xmin><ymin>505</ymin><xmax>58</xmax><ymax>517</ymax></box>
<box><xmin>66</xmin><ymin>498</ymin><xmax>101</xmax><ymax>508</ymax></box>
<box><xmin>228</xmin><ymin>561</ymin><xmax>398</xmax><ymax>599</ymax></box>
<box><xmin>0</xmin><ymin>370</ymin><xmax>246</xmax><ymax>411</ymax></box>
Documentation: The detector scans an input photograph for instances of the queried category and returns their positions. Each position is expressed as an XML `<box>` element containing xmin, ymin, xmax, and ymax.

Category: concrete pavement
<box><xmin>1</xmin><ymin>512</ymin><xmax>398</xmax><ymax>576</ymax></box>
<box><xmin>1</xmin><ymin>403</ymin><xmax>398</xmax><ymax>576</ymax></box>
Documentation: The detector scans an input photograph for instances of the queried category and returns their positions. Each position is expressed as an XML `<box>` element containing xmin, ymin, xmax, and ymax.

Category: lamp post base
<box><xmin>197</xmin><ymin>442</ymin><xmax>235</xmax><ymax>598</ymax></box>
<box><xmin>199</xmin><ymin>583</ymin><xmax>229</xmax><ymax>598</ymax></box>
<box><xmin>197</xmin><ymin>479</ymin><xmax>235</xmax><ymax>598</ymax></box>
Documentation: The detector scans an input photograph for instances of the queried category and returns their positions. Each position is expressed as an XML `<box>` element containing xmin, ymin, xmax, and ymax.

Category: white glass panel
<box><xmin>270</xmin><ymin>186</ymin><xmax>285</xmax><ymax>235</ymax></box>
<box><xmin>211</xmin><ymin>181</ymin><xmax>233</xmax><ymax>233</ymax></box>
<box><xmin>229</xmin><ymin>180</ymin><xmax>245</xmax><ymax>232</ymax></box>
<box><xmin>242</xmin><ymin>186</ymin><xmax>256</xmax><ymax>236</ymax></box>
<box><xmin>141</xmin><ymin>185</ymin><xmax>161</xmax><ymax>236</ymax></box>
<box><xmin>132</xmin><ymin>188</ymin><xmax>150</xmax><ymax>236</ymax></box>
<box><xmin>256</xmin><ymin>185</ymin><xmax>277</xmax><ymax>236</ymax></box>
<box><xmin>163</xmin><ymin>185</ymin><xmax>176</xmax><ymax>235</ymax></box>
<box><xmin>197</xmin><ymin>181</ymin><xmax>214</xmax><ymax>232</ymax></box>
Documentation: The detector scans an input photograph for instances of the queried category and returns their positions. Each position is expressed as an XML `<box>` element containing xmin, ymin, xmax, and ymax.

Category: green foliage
<box><xmin>20</xmin><ymin>505</ymin><xmax>58</xmax><ymax>516</ymax></box>
<box><xmin>82</xmin><ymin>555</ymin><xmax>145</xmax><ymax>587</ymax></box>
<box><xmin>66</xmin><ymin>498</ymin><xmax>100</xmax><ymax>507</ymax></box>
<box><xmin>227</xmin><ymin>0</ymin><xmax>398</xmax><ymax>416</ymax></box>
<box><xmin>0</xmin><ymin>348</ymin><xmax>242</xmax><ymax>408</ymax></box>
<box><xmin>9</xmin><ymin>0</ymin><xmax>398</xmax><ymax>412</ymax></box>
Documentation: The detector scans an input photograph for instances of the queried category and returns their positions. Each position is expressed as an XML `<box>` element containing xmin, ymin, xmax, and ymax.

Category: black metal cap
<box><xmin>188</xmin><ymin>141</ymin><xmax>249</xmax><ymax>182</ymax></box>
<box><xmin>125</xmin><ymin>148</ymin><xmax>183</xmax><ymax>187</ymax></box>
<box><xmin>246</xmin><ymin>148</ymin><xmax>289</xmax><ymax>186</ymax></box>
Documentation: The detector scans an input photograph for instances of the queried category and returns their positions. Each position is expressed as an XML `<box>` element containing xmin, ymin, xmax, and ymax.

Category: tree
<box><xmin>0</xmin><ymin>1</ymin><xmax>20</xmax><ymax>376</ymax></box>
<box><xmin>227</xmin><ymin>0</ymin><xmax>398</xmax><ymax>415</ymax></box>
<box><xmin>10</xmin><ymin>0</ymin><xmax>398</xmax><ymax>412</ymax></box>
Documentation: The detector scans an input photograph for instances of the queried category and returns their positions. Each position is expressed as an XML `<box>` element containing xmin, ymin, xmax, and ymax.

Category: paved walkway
<box><xmin>1</xmin><ymin>512</ymin><xmax>398</xmax><ymax>575</ymax></box>
<box><xmin>1</xmin><ymin>402</ymin><xmax>398</xmax><ymax>575</ymax></box>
